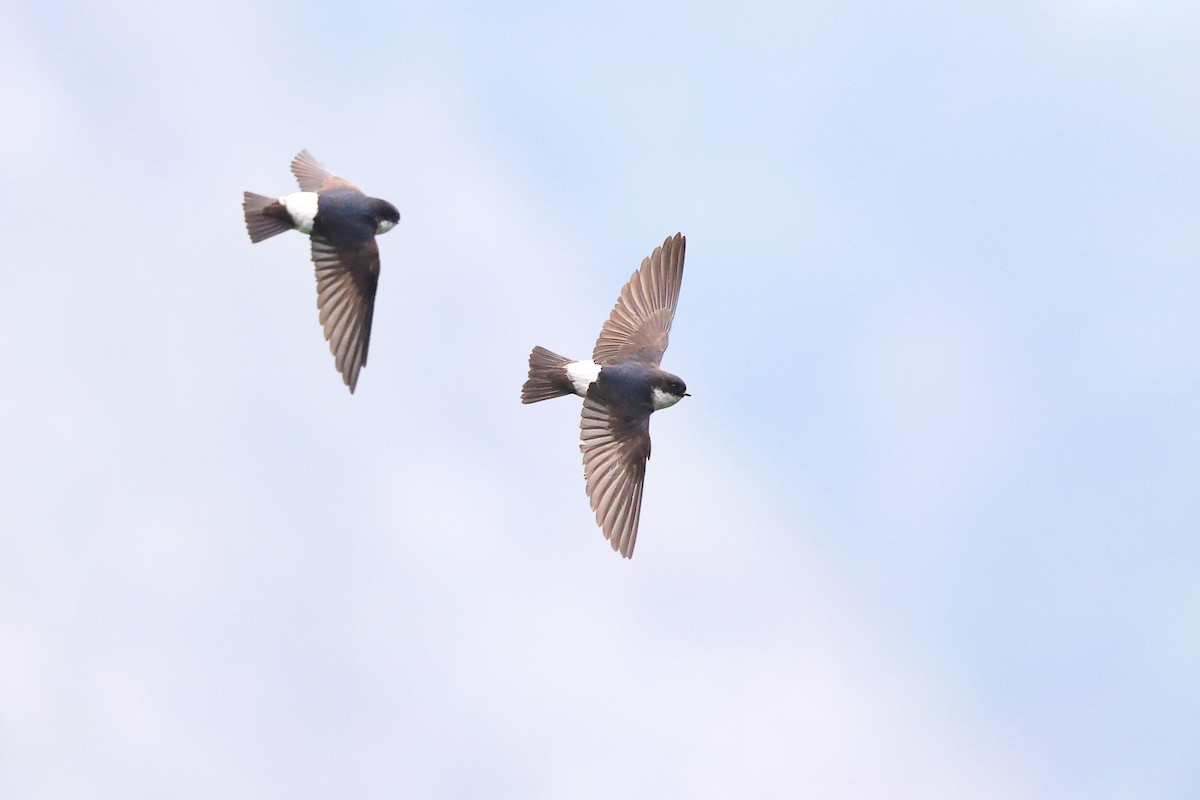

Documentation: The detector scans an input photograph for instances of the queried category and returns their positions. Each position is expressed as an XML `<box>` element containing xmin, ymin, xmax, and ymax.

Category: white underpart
<box><xmin>377</xmin><ymin>218</ymin><xmax>396</xmax><ymax>235</ymax></box>
<box><xmin>565</xmin><ymin>360</ymin><xmax>601</xmax><ymax>398</ymax></box>
<box><xmin>652</xmin><ymin>387</ymin><xmax>684</xmax><ymax>411</ymax></box>
<box><xmin>280</xmin><ymin>191</ymin><xmax>319</xmax><ymax>234</ymax></box>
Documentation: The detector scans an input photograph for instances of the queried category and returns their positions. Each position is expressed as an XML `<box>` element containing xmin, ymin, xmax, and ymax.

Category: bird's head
<box><xmin>373</xmin><ymin>200</ymin><xmax>401</xmax><ymax>235</ymax></box>
<box><xmin>651</xmin><ymin>373</ymin><xmax>689</xmax><ymax>411</ymax></box>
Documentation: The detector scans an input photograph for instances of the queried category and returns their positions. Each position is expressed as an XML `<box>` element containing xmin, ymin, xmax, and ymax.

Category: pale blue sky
<box><xmin>2</xmin><ymin>1</ymin><xmax>1198</xmax><ymax>797</ymax></box>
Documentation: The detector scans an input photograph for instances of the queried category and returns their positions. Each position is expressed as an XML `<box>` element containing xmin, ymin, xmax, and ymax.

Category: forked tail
<box><xmin>521</xmin><ymin>346</ymin><xmax>574</xmax><ymax>403</ymax></box>
<box><xmin>242</xmin><ymin>192</ymin><xmax>294</xmax><ymax>243</ymax></box>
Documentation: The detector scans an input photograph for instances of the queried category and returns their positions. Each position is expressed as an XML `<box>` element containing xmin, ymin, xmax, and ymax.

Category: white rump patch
<box><xmin>377</xmin><ymin>218</ymin><xmax>396</xmax><ymax>235</ymax></box>
<box><xmin>565</xmin><ymin>360</ymin><xmax>601</xmax><ymax>397</ymax></box>
<box><xmin>280</xmin><ymin>192</ymin><xmax>319</xmax><ymax>234</ymax></box>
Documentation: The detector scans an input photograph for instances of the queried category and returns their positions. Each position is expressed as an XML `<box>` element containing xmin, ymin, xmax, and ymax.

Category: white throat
<box><xmin>652</xmin><ymin>387</ymin><xmax>684</xmax><ymax>410</ymax></box>
<box><xmin>564</xmin><ymin>360</ymin><xmax>601</xmax><ymax>397</ymax></box>
<box><xmin>280</xmin><ymin>191</ymin><xmax>319</xmax><ymax>234</ymax></box>
<box><xmin>377</xmin><ymin>218</ymin><xmax>396</xmax><ymax>235</ymax></box>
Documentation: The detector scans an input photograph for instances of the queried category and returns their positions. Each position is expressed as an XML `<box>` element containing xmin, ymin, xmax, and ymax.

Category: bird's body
<box><xmin>242</xmin><ymin>151</ymin><xmax>399</xmax><ymax>392</ymax></box>
<box><xmin>522</xmin><ymin>233</ymin><xmax>689</xmax><ymax>558</ymax></box>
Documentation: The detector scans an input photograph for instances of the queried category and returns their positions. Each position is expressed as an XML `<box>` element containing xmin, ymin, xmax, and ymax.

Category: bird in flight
<box><xmin>242</xmin><ymin>150</ymin><xmax>400</xmax><ymax>392</ymax></box>
<box><xmin>522</xmin><ymin>233</ymin><xmax>689</xmax><ymax>558</ymax></box>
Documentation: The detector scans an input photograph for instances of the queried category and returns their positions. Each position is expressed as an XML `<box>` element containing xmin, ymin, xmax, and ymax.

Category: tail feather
<box><xmin>243</xmin><ymin>192</ymin><xmax>294</xmax><ymax>243</ymax></box>
<box><xmin>522</xmin><ymin>346</ymin><xmax>574</xmax><ymax>403</ymax></box>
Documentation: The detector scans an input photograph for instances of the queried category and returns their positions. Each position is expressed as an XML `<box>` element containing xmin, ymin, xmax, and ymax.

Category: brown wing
<box><xmin>290</xmin><ymin>150</ymin><xmax>362</xmax><ymax>193</ymax></box>
<box><xmin>310</xmin><ymin>234</ymin><xmax>379</xmax><ymax>393</ymax></box>
<box><xmin>580</xmin><ymin>392</ymin><xmax>652</xmax><ymax>558</ymax></box>
<box><xmin>592</xmin><ymin>232</ymin><xmax>685</xmax><ymax>366</ymax></box>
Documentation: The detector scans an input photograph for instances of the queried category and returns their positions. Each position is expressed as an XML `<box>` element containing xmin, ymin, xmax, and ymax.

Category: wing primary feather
<box><xmin>592</xmin><ymin>233</ymin><xmax>686</xmax><ymax>366</ymax></box>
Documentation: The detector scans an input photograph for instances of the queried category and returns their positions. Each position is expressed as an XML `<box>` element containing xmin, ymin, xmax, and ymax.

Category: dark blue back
<box><xmin>595</xmin><ymin>361</ymin><xmax>655</xmax><ymax>414</ymax></box>
<box><xmin>316</xmin><ymin>188</ymin><xmax>376</xmax><ymax>246</ymax></box>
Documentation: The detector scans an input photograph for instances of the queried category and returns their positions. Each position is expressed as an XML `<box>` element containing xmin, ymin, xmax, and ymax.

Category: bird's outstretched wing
<box><xmin>310</xmin><ymin>233</ymin><xmax>379</xmax><ymax>392</ymax></box>
<box><xmin>290</xmin><ymin>150</ymin><xmax>362</xmax><ymax>193</ymax></box>
<box><xmin>591</xmin><ymin>232</ymin><xmax>685</xmax><ymax>367</ymax></box>
<box><xmin>580</xmin><ymin>387</ymin><xmax>652</xmax><ymax>558</ymax></box>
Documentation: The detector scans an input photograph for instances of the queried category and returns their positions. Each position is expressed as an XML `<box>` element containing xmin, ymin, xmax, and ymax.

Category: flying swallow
<box><xmin>522</xmin><ymin>233</ymin><xmax>689</xmax><ymax>558</ymax></box>
<box><xmin>242</xmin><ymin>150</ymin><xmax>400</xmax><ymax>392</ymax></box>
